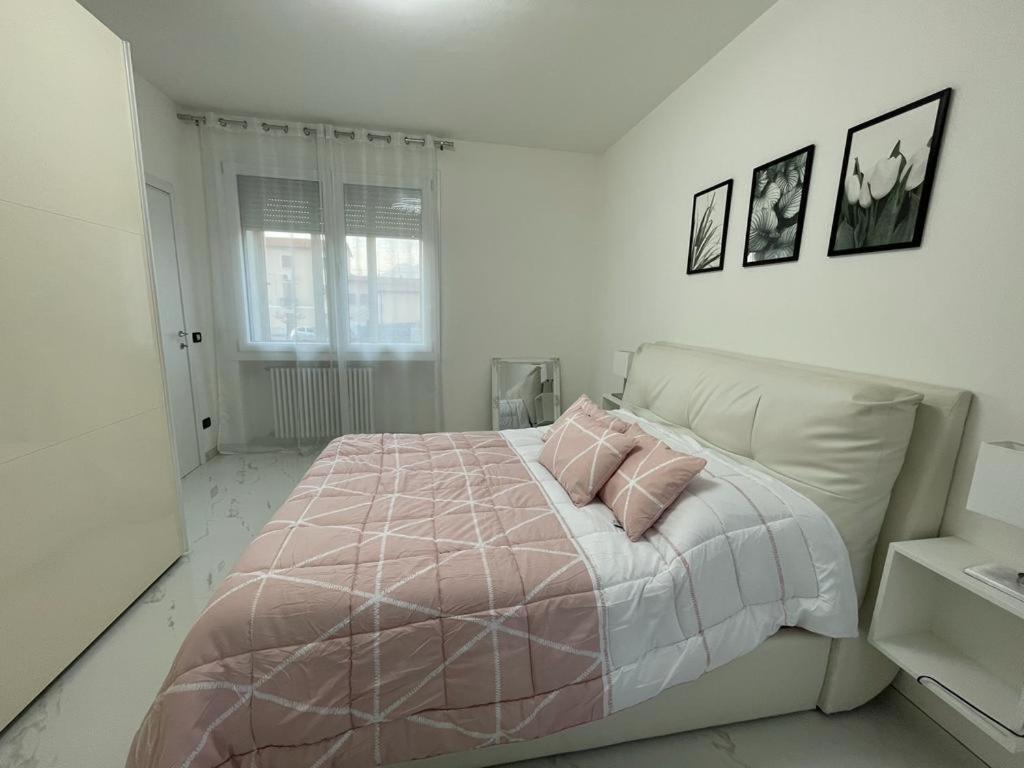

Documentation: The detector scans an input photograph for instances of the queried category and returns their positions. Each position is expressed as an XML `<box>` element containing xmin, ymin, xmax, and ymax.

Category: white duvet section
<box><xmin>503</xmin><ymin>414</ymin><xmax>857</xmax><ymax>712</ymax></box>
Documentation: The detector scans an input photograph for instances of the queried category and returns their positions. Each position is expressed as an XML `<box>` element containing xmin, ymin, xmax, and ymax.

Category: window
<box><xmin>343</xmin><ymin>184</ymin><xmax>425</xmax><ymax>347</ymax></box>
<box><xmin>237</xmin><ymin>175</ymin><xmax>328</xmax><ymax>345</ymax></box>
<box><xmin>235</xmin><ymin>175</ymin><xmax>428</xmax><ymax>351</ymax></box>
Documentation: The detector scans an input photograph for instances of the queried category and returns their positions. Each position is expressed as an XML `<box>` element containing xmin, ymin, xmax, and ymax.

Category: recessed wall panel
<box><xmin>0</xmin><ymin>0</ymin><xmax>144</xmax><ymax>234</ymax></box>
<box><xmin>0</xmin><ymin>203</ymin><xmax>164</xmax><ymax>464</ymax></box>
<box><xmin>0</xmin><ymin>409</ymin><xmax>182</xmax><ymax>730</ymax></box>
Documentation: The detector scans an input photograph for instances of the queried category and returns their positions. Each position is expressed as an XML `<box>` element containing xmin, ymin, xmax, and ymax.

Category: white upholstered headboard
<box><xmin>621</xmin><ymin>342</ymin><xmax>971</xmax><ymax>711</ymax></box>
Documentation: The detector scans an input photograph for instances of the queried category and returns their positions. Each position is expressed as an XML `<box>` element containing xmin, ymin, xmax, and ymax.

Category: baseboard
<box><xmin>204</xmin><ymin>446</ymin><xmax>219</xmax><ymax>462</ymax></box>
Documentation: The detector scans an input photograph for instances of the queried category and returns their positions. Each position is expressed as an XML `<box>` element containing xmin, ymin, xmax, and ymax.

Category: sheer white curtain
<box><xmin>199</xmin><ymin>117</ymin><xmax>442</xmax><ymax>453</ymax></box>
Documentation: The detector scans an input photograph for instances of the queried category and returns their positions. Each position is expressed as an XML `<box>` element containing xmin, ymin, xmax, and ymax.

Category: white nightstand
<box><xmin>601</xmin><ymin>392</ymin><xmax>623</xmax><ymax>410</ymax></box>
<box><xmin>870</xmin><ymin>537</ymin><xmax>1024</xmax><ymax>754</ymax></box>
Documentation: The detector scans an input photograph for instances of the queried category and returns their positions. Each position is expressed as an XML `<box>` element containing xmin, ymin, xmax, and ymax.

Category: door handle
<box><xmin>179</xmin><ymin>342</ymin><xmax>189</xmax><ymax>350</ymax></box>
<box><xmin>177</xmin><ymin>330</ymin><xmax>188</xmax><ymax>338</ymax></box>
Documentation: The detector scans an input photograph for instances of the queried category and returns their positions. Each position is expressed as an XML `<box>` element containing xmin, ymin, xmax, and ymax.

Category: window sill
<box><xmin>232</xmin><ymin>342</ymin><xmax>435</xmax><ymax>364</ymax></box>
<box><xmin>345</xmin><ymin>346</ymin><xmax>434</xmax><ymax>362</ymax></box>
<box><xmin>238</xmin><ymin>342</ymin><xmax>332</xmax><ymax>355</ymax></box>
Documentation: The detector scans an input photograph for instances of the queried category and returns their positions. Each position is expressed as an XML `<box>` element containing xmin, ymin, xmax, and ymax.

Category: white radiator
<box><xmin>269</xmin><ymin>366</ymin><xmax>374</xmax><ymax>439</ymax></box>
<box><xmin>346</xmin><ymin>366</ymin><xmax>375</xmax><ymax>434</ymax></box>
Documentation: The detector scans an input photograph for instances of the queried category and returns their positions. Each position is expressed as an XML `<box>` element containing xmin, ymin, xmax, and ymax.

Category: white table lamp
<box><xmin>612</xmin><ymin>350</ymin><xmax>633</xmax><ymax>395</ymax></box>
<box><xmin>963</xmin><ymin>441</ymin><xmax>1024</xmax><ymax>601</ymax></box>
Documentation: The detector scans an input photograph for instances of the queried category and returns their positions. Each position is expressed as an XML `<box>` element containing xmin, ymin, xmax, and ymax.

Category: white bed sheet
<box><xmin>503</xmin><ymin>412</ymin><xmax>857</xmax><ymax>713</ymax></box>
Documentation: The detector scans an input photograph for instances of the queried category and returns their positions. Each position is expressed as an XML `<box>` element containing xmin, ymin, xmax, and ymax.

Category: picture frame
<box><xmin>827</xmin><ymin>88</ymin><xmax>951</xmax><ymax>257</ymax></box>
<box><xmin>687</xmin><ymin>179</ymin><xmax>733</xmax><ymax>274</ymax></box>
<box><xmin>743</xmin><ymin>145</ymin><xmax>815</xmax><ymax>267</ymax></box>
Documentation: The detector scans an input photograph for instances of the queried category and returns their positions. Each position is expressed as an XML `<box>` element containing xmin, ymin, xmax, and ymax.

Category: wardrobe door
<box><xmin>0</xmin><ymin>0</ymin><xmax>184</xmax><ymax>730</ymax></box>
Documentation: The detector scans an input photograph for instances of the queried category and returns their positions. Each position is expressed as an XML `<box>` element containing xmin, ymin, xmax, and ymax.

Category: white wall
<box><xmin>440</xmin><ymin>141</ymin><xmax>602</xmax><ymax>431</ymax></box>
<box><xmin>133</xmin><ymin>77</ymin><xmax>218</xmax><ymax>456</ymax></box>
<box><xmin>594</xmin><ymin>0</ymin><xmax>1024</xmax><ymax>565</ymax></box>
<box><xmin>131</xmin><ymin>80</ymin><xmax>602</xmax><ymax>438</ymax></box>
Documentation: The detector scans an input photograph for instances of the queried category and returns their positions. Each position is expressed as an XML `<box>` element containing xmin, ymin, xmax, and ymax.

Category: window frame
<box><xmin>242</xmin><ymin>228</ymin><xmax>329</xmax><ymax>347</ymax></box>
<box><xmin>341</xmin><ymin>210</ymin><xmax>429</xmax><ymax>357</ymax></box>
<box><xmin>336</xmin><ymin>174</ymin><xmax>436</xmax><ymax>359</ymax></box>
<box><xmin>222</xmin><ymin>164</ymin><xmax>437</xmax><ymax>360</ymax></box>
<box><xmin>223</xmin><ymin>162</ymin><xmax>331</xmax><ymax>355</ymax></box>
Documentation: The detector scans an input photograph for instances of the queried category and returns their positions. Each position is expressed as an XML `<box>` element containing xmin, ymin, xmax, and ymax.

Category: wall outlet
<box><xmin>202</xmin><ymin>417</ymin><xmax>212</xmax><ymax>429</ymax></box>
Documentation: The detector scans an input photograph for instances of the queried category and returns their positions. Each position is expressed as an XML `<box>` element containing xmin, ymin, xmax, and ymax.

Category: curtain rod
<box><xmin>176</xmin><ymin>112</ymin><xmax>454</xmax><ymax>150</ymax></box>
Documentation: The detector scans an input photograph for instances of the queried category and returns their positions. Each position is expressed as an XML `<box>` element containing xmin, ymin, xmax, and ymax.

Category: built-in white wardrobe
<box><xmin>0</xmin><ymin>0</ymin><xmax>184</xmax><ymax>730</ymax></box>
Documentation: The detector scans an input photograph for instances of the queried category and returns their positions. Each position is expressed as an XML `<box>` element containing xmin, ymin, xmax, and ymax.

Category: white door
<box><xmin>146</xmin><ymin>182</ymin><xmax>201</xmax><ymax>476</ymax></box>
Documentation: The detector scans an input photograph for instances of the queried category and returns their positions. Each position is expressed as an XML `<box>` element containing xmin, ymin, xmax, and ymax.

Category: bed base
<box><xmin>394</xmin><ymin>628</ymin><xmax>829</xmax><ymax>768</ymax></box>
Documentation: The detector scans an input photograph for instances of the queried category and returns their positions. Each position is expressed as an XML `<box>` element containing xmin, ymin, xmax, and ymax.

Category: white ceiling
<box><xmin>78</xmin><ymin>0</ymin><xmax>774</xmax><ymax>153</ymax></box>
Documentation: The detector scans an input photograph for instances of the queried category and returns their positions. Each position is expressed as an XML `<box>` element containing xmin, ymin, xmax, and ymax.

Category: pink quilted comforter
<box><xmin>128</xmin><ymin>432</ymin><xmax>606</xmax><ymax>768</ymax></box>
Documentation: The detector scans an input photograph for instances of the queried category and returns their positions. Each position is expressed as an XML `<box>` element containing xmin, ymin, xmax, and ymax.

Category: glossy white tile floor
<box><xmin>0</xmin><ymin>452</ymin><xmax>987</xmax><ymax>768</ymax></box>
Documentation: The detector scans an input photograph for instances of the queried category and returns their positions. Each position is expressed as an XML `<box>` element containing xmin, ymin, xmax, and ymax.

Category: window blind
<box><xmin>344</xmin><ymin>184</ymin><xmax>422</xmax><ymax>240</ymax></box>
<box><xmin>237</xmin><ymin>174</ymin><xmax>323</xmax><ymax>233</ymax></box>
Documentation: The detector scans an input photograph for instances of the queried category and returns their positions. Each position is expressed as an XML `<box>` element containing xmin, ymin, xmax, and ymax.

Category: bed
<box><xmin>127</xmin><ymin>342</ymin><xmax>971</xmax><ymax>768</ymax></box>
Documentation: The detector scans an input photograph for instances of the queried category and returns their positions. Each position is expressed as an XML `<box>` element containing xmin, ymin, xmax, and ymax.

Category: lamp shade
<box><xmin>612</xmin><ymin>349</ymin><xmax>634</xmax><ymax>379</ymax></box>
<box><xmin>966</xmin><ymin>441</ymin><xmax>1024</xmax><ymax>529</ymax></box>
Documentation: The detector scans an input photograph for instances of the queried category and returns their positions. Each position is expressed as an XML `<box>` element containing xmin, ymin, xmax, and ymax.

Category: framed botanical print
<box><xmin>828</xmin><ymin>88</ymin><xmax>951</xmax><ymax>256</ymax></box>
<box><xmin>743</xmin><ymin>145</ymin><xmax>814</xmax><ymax>267</ymax></box>
<box><xmin>687</xmin><ymin>179</ymin><xmax>732</xmax><ymax>274</ymax></box>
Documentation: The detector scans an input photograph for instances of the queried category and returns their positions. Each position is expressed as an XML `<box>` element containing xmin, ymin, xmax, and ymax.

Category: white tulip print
<box><xmin>903</xmin><ymin>146</ymin><xmax>931</xmax><ymax>190</ymax></box>
<box><xmin>868</xmin><ymin>155</ymin><xmax>901</xmax><ymax>199</ymax></box>
<box><xmin>829</xmin><ymin>89</ymin><xmax>950</xmax><ymax>255</ymax></box>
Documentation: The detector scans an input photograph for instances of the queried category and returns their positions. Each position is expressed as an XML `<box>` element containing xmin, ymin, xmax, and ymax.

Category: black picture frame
<box><xmin>743</xmin><ymin>145</ymin><xmax>815</xmax><ymax>267</ymax></box>
<box><xmin>686</xmin><ymin>179</ymin><xmax>733</xmax><ymax>275</ymax></box>
<box><xmin>827</xmin><ymin>88</ymin><xmax>951</xmax><ymax>257</ymax></box>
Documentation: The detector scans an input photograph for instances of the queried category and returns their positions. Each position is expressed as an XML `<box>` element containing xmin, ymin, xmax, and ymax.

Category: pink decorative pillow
<box><xmin>599</xmin><ymin>430</ymin><xmax>706</xmax><ymax>541</ymax></box>
<box><xmin>539</xmin><ymin>413</ymin><xmax>635</xmax><ymax>506</ymax></box>
<box><xmin>542</xmin><ymin>394</ymin><xmax>628</xmax><ymax>442</ymax></box>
